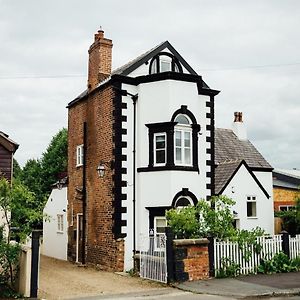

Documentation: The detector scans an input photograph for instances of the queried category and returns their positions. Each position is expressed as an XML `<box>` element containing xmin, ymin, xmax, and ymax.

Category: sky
<box><xmin>0</xmin><ymin>0</ymin><xmax>299</xmax><ymax>169</ymax></box>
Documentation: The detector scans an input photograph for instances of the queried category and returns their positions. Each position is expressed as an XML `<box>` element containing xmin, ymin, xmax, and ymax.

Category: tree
<box><xmin>0</xmin><ymin>178</ymin><xmax>41</xmax><ymax>290</ymax></box>
<box><xmin>18</xmin><ymin>128</ymin><xmax>67</xmax><ymax>209</ymax></box>
<box><xmin>12</xmin><ymin>159</ymin><xmax>22</xmax><ymax>180</ymax></box>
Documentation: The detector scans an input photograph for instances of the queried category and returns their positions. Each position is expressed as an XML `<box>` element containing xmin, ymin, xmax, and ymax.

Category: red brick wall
<box><xmin>67</xmin><ymin>85</ymin><xmax>124</xmax><ymax>271</ymax></box>
<box><xmin>173</xmin><ymin>239</ymin><xmax>209</xmax><ymax>281</ymax></box>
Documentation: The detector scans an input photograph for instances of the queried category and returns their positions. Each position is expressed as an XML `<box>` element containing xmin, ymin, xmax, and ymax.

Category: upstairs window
<box><xmin>154</xmin><ymin>133</ymin><xmax>166</xmax><ymax>165</ymax></box>
<box><xmin>149</xmin><ymin>52</ymin><xmax>183</xmax><ymax>74</ymax></box>
<box><xmin>247</xmin><ymin>196</ymin><xmax>257</xmax><ymax>218</ymax></box>
<box><xmin>175</xmin><ymin>115</ymin><xmax>192</xmax><ymax>166</ymax></box>
<box><xmin>76</xmin><ymin>145</ymin><xmax>84</xmax><ymax>167</ymax></box>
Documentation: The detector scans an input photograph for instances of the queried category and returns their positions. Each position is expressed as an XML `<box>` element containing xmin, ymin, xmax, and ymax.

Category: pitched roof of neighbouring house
<box><xmin>273</xmin><ymin>168</ymin><xmax>300</xmax><ymax>189</ymax></box>
<box><xmin>0</xmin><ymin>131</ymin><xmax>19</xmax><ymax>153</ymax></box>
<box><xmin>215</xmin><ymin>160</ymin><xmax>270</xmax><ymax>198</ymax></box>
<box><xmin>215</xmin><ymin>128</ymin><xmax>272</xmax><ymax>169</ymax></box>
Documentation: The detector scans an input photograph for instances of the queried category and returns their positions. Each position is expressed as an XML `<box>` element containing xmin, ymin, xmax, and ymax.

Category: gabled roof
<box><xmin>215</xmin><ymin>160</ymin><xmax>270</xmax><ymax>198</ymax></box>
<box><xmin>112</xmin><ymin>41</ymin><xmax>198</xmax><ymax>77</ymax></box>
<box><xmin>215</xmin><ymin>128</ymin><xmax>272</xmax><ymax>170</ymax></box>
<box><xmin>0</xmin><ymin>131</ymin><xmax>19</xmax><ymax>153</ymax></box>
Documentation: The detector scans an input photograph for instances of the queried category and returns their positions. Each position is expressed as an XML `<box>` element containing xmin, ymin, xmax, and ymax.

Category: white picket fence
<box><xmin>214</xmin><ymin>234</ymin><xmax>300</xmax><ymax>276</ymax></box>
<box><xmin>290</xmin><ymin>235</ymin><xmax>300</xmax><ymax>259</ymax></box>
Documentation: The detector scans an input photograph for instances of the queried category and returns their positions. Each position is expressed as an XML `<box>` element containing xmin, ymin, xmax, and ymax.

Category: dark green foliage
<box><xmin>216</xmin><ymin>257</ymin><xmax>240</xmax><ymax>278</ymax></box>
<box><xmin>12</xmin><ymin>159</ymin><xmax>22</xmax><ymax>180</ymax></box>
<box><xmin>258</xmin><ymin>252</ymin><xmax>300</xmax><ymax>274</ymax></box>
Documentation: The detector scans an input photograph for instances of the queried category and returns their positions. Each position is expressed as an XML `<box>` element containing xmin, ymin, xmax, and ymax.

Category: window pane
<box><xmin>175</xmin><ymin>115</ymin><xmax>190</xmax><ymax>125</ymax></box>
<box><xmin>176</xmin><ymin>148</ymin><xmax>181</xmax><ymax>162</ymax></box>
<box><xmin>156</xmin><ymin>150</ymin><xmax>165</xmax><ymax>164</ymax></box>
<box><xmin>175</xmin><ymin>131</ymin><xmax>181</xmax><ymax>146</ymax></box>
<box><xmin>156</xmin><ymin>135</ymin><xmax>165</xmax><ymax>149</ymax></box>
<box><xmin>150</xmin><ymin>60</ymin><xmax>157</xmax><ymax>74</ymax></box>
<box><xmin>175</xmin><ymin>197</ymin><xmax>191</xmax><ymax>207</ymax></box>
<box><xmin>184</xmin><ymin>132</ymin><xmax>191</xmax><ymax>147</ymax></box>
<box><xmin>184</xmin><ymin>148</ymin><xmax>191</xmax><ymax>164</ymax></box>
<box><xmin>247</xmin><ymin>202</ymin><xmax>256</xmax><ymax>217</ymax></box>
<box><xmin>161</xmin><ymin>60</ymin><xmax>171</xmax><ymax>72</ymax></box>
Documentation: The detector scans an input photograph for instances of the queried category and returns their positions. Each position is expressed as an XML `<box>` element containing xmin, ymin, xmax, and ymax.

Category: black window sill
<box><xmin>137</xmin><ymin>165</ymin><xmax>199</xmax><ymax>173</ymax></box>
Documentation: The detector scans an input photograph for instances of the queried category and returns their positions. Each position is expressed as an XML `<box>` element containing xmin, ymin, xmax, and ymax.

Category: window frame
<box><xmin>279</xmin><ymin>205</ymin><xmax>295</xmax><ymax>211</ymax></box>
<box><xmin>76</xmin><ymin>144</ymin><xmax>84</xmax><ymax>167</ymax></box>
<box><xmin>57</xmin><ymin>214</ymin><xmax>64</xmax><ymax>233</ymax></box>
<box><xmin>246</xmin><ymin>196</ymin><xmax>257</xmax><ymax>218</ymax></box>
<box><xmin>153</xmin><ymin>216</ymin><xmax>167</xmax><ymax>250</ymax></box>
<box><xmin>174</xmin><ymin>115</ymin><xmax>193</xmax><ymax>166</ymax></box>
<box><xmin>154</xmin><ymin>132</ymin><xmax>167</xmax><ymax>166</ymax></box>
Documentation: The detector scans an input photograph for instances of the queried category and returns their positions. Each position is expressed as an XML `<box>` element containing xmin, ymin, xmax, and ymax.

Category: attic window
<box><xmin>149</xmin><ymin>52</ymin><xmax>183</xmax><ymax>74</ymax></box>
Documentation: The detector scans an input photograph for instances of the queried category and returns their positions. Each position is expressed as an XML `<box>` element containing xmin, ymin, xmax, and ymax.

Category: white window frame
<box><xmin>279</xmin><ymin>205</ymin><xmax>295</xmax><ymax>211</ymax></box>
<box><xmin>76</xmin><ymin>144</ymin><xmax>84</xmax><ymax>167</ymax></box>
<box><xmin>57</xmin><ymin>214</ymin><xmax>64</xmax><ymax>232</ymax></box>
<box><xmin>160</xmin><ymin>58</ymin><xmax>172</xmax><ymax>72</ymax></box>
<box><xmin>174</xmin><ymin>126</ymin><xmax>192</xmax><ymax>166</ymax></box>
<box><xmin>154</xmin><ymin>132</ymin><xmax>167</xmax><ymax>166</ymax></box>
<box><xmin>246</xmin><ymin>196</ymin><xmax>257</xmax><ymax>218</ymax></box>
<box><xmin>153</xmin><ymin>216</ymin><xmax>167</xmax><ymax>250</ymax></box>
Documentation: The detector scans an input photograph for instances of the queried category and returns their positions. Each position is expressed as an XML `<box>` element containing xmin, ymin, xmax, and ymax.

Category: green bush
<box><xmin>216</xmin><ymin>258</ymin><xmax>240</xmax><ymax>278</ymax></box>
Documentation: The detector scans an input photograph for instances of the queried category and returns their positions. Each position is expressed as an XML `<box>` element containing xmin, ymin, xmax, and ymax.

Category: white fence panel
<box><xmin>214</xmin><ymin>235</ymin><xmax>283</xmax><ymax>276</ymax></box>
<box><xmin>290</xmin><ymin>234</ymin><xmax>300</xmax><ymax>259</ymax></box>
<box><xmin>140</xmin><ymin>234</ymin><xmax>167</xmax><ymax>283</ymax></box>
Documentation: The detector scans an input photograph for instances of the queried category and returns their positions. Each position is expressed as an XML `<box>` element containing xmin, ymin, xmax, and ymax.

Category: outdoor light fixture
<box><xmin>57</xmin><ymin>180</ymin><xmax>63</xmax><ymax>190</ymax></box>
<box><xmin>96</xmin><ymin>162</ymin><xmax>105</xmax><ymax>178</ymax></box>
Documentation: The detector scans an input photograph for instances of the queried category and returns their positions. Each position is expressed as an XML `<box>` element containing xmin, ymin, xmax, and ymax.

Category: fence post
<box><xmin>207</xmin><ymin>236</ymin><xmax>215</xmax><ymax>277</ymax></box>
<box><xmin>30</xmin><ymin>230</ymin><xmax>42</xmax><ymax>298</ymax></box>
<box><xmin>281</xmin><ymin>231</ymin><xmax>290</xmax><ymax>258</ymax></box>
<box><xmin>165</xmin><ymin>227</ymin><xmax>174</xmax><ymax>283</ymax></box>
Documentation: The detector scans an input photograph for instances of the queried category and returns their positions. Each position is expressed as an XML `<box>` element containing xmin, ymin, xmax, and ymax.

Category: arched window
<box><xmin>174</xmin><ymin>197</ymin><xmax>193</xmax><ymax>208</ymax></box>
<box><xmin>174</xmin><ymin>114</ymin><xmax>192</xmax><ymax>166</ymax></box>
<box><xmin>149</xmin><ymin>52</ymin><xmax>183</xmax><ymax>74</ymax></box>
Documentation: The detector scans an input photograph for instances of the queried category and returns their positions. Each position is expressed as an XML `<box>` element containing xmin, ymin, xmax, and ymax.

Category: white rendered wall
<box><xmin>43</xmin><ymin>187</ymin><xmax>68</xmax><ymax>260</ymax></box>
<box><xmin>120</xmin><ymin>79</ymin><xmax>212</xmax><ymax>270</ymax></box>
<box><xmin>222</xmin><ymin>165</ymin><xmax>274</xmax><ymax>234</ymax></box>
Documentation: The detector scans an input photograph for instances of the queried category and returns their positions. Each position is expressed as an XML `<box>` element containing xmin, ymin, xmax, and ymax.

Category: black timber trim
<box><xmin>120</xmin><ymin>41</ymin><xmax>197</xmax><ymax>76</ymax></box>
<box><xmin>112</xmin><ymin>80</ymin><xmax>127</xmax><ymax>239</ymax></box>
<box><xmin>137</xmin><ymin>166</ymin><xmax>199</xmax><ymax>172</ymax></box>
<box><xmin>209</xmin><ymin>96</ymin><xmax>215</xmax><ymax>197</ymax></box>
<box><xmin>217</xmin><ymin>160</ymin><xmax>271</xmax><ymax>199</ymax></box>
<box><xmin>146</xmin><ymin>206</ymin><xmax>172</xmax><ymax>230</ymax></box>
<box><xmin>171</xmin><ymin>188</ymin><xmax>198</xmax><ymax>207</ymax></box>
<box><xmin>149</xmin><ymin>52</ymin><xmax>183</xmax><ymax>74</ymax></box>
<box><xmin>251</xmin><ymin>167</ymin><xmax>273</xmax><ymax>172</ymax></box>
<box><xmin>68</xmin><ymin>73</ymin><xmax>219</xmax><ymax>108</ymax></box>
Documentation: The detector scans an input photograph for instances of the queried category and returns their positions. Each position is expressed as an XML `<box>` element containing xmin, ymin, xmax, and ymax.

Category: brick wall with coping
<box><xmin>173</xmin><ymin>238</ymin><xmax>209</xmax><ymax>281</ymax></box>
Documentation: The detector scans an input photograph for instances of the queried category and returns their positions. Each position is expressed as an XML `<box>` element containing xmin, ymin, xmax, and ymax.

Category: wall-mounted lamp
<box><xmin>96</xmin><ymin>160</ymin><xmax>113</xmax><ymax>178</ymax></box>
<box><xmin>57</xmin><ymin>180</ymin><xmax>63</xmax><ymax>190</ymax></box>
<box><xmin>96</xmin><ymin>162</ymin><xmax>106</xmax><ymax>178</ymax></box>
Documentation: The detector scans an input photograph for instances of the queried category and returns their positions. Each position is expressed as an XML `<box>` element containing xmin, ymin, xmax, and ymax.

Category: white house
<box><xmin>67</xmin><ymin>30</ymin><xmax>274</xmax><ymax>271</ymax></box>
<box><xmin>43</xmin><ymin>178</ymin><xmax>68</xmax><ymax>260</ymax></box>
<box><xmin>215</xmin><ymin>113</ymin><xmax>274</xmax><ymax>234</ymax></box>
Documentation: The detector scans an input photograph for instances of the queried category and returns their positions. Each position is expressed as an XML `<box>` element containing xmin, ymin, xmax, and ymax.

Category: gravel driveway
<box><xmin>39</xmin><ymin>255</ymin><xmax>165</xmax><ymax>299</ymax></box>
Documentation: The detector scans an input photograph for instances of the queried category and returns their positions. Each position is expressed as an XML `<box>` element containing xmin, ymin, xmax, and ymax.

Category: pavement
<box><xmin>175</xmin><ymin>271</ymin><xmax>300</xmax><ymax>298</ymax></box>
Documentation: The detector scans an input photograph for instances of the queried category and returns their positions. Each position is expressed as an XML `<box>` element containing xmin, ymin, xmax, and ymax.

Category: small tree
<box><xmin>0</xmin><ymin>178</ymin><xmax>41</xmax><ymax>289</ymax></box>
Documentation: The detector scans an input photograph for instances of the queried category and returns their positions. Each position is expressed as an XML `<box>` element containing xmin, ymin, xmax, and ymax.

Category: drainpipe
<box><xmin>132</xmin><ymin>94</ymin><xmax>138</xmax><ymax>255</ymax></box>
<box><xmin>82</xmin><ymin>122</ymin><xmax>87</xmax><ymax>264</ymax></box>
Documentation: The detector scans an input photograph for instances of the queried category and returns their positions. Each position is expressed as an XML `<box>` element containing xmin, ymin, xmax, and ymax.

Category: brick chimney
<box><xmin>232</xmin><ymin>112</ymin><xmax>247</xmax><ymax>141</ymax></box>
<box><xmin>87</xmin><ymin>29</ymin><xmax>113</xmax><ymax>91</ymax></box>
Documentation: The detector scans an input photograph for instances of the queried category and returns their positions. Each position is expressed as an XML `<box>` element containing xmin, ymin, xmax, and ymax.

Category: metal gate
<box><xmin>140</xmin><ymin>233</ymin><xmax>167</xmax><ymax>283</ymax></box>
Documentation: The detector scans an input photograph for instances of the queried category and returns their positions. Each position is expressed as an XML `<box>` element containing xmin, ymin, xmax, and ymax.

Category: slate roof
<box><xmin>273</xmin><ymin>169</ymin><xmax>300</xmax><ymax>189</ymax></box>
<box><xmin>215</xmin><ymin>128</ymin><xmax>272</xmax><ymax>169</ymax></box>
<box><xmin>215</xmin><ymin>160</ymin><xmax>241</xmax><ymax>194</ymax></box>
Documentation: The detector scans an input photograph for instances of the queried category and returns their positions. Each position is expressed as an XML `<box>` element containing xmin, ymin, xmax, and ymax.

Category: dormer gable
<box><xmin>112</xmin><ymin>41</ymin><xmax>198</xmax><ymax>78</ymax></box>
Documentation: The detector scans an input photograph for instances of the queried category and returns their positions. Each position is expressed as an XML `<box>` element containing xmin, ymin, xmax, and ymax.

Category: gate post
<box><xmin>30</xmin><ymin>229</ymin><xmax>42</xmax><ymax>298</ymax></box>
<box><xmin>208</xmin><ymin>236</ymin><xmax>215</xmax><ymax>277</ymax></box>
<box><xmin>165</xmin><ymin>227</ymin><xmax>174</xmax><ymax>283</ymax></box>
<box><xmin>281</xmin><ymin>231</ymin><xmax>290</xmax><ymax>258</ymax></box>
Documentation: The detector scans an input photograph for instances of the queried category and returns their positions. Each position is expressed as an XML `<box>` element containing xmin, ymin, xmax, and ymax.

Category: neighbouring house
<box><xmin>67</xmin><ymin>30</ymin><xmax>274</xmax><ymax>272</ymax></box>
<box><xmin>215</xmin><ymin>113</ymin><xmax>274</xmax><ymax>234</ymax></box>
<box><xmin>0</xmin><ymin>131</ymin><xmax>18</xmax><ymax>233</ymax></box>
<box><xmin>43</xmin><ymin>177</ymin><xmax>68</xmax><ymax>260</ymax></box>
<box><xmin>273</xmin><ymin>168</ymin><xmax>300</xmax><ymax>211</ymax></box>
